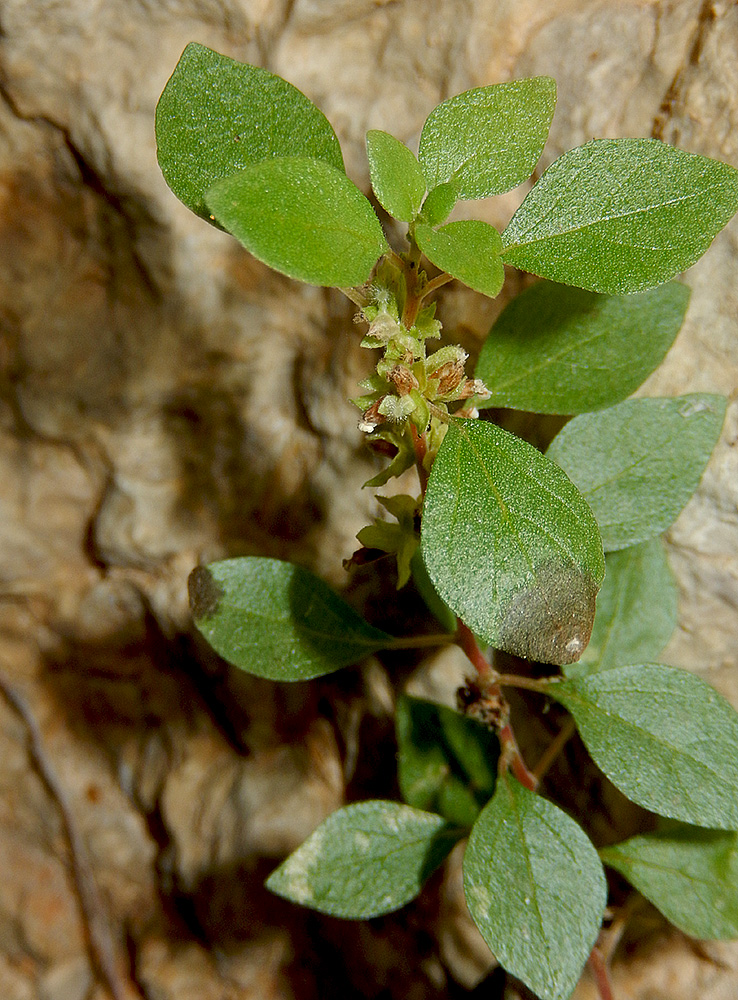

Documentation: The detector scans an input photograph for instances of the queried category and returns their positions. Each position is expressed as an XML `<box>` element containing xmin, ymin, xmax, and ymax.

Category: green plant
<box><xmin>156</xmin><ymin>43</ymin><xmax>738</xmax><ymax>1000</ymax></box>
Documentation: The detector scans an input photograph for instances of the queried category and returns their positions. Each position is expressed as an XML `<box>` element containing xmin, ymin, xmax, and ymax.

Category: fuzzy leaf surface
<box><xmin>565</xmin><ymin>539</ymin><xmax>678</xmax><ymax>678</ymax></box>
<box><xmin>464</xmin><ymin>777</ymin><xmax>607</xmax><ymax>1000</ymax></box>
<box><xmin>546</xmin><ymin>394</ymin><xmax>727</xmax><ymax>550</ymax></box>
<box><xmin>188</xmin><ymin>557</ymin><xmax>391</xmax><ymax>681</ymax></box>
<box><xmin>421</xmin><ymin>419</ymin><xmax>604</xmax><ymax>664</ymax></box>
<box><xmin>502</xmin><ymin>139</ymin><xmax>738</xmax><ymax>293</ymax></box>
<box><xmin>206</xmin><ymin>156</ymin><xmax>388</xmax><ymax>286</ymax></box>
<box><xmin>396</xmin><ymin>695</ymin><xmax>499</xmax><ymax>827</ymax></box>
<box><xmin>418</xmin><ymin>77</ymin><xmax>556</xmax><ymax>200</ymax></box>
<box><xmin>552</xmin><ymin>664</ymin><xmax>738</xmax><ymax>829</ymax></box>
<box><xmin>475</xmin><ymin>280</ymin><xmax>689</xmax><ymax>413</ymax></box>
<box><xmin>156</xmin><ymin>42</ymin><xmax>344</xmax><ymax>220</ymax></box>
<box><xmin>415</xmin><ymin>221</ymin><xmax>505</xmax><ymax>298</ymax></box>
<box><xmin>266</xmin><ymin>801</ymin><xmax>459</xmax><ymax>918</ymax></box>
<box><xmin>601</xmin><ymin>823</ymin><xmax>738</xmax><ymax>940</ymax></box>
<box><xmin>366</xmin><ymin>130</ymin><xmax>426</xmax><ymax>221</ymax></box>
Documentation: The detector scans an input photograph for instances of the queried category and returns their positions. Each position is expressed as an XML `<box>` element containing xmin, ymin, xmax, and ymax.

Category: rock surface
<box><xmin>1</xmin><ymin>1</ymin><xmax>738</xmax><ymax>997</ymax></box>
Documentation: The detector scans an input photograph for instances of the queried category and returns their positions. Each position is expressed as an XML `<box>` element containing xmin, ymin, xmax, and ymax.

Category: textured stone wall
<box><xmin>1</xmin><ymin>1</ymin><xmax>738</xmax><ymax>998</ymax></box>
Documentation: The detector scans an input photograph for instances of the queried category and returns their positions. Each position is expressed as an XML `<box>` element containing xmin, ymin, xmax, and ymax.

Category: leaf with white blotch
<box><xmin>552</xmin><ymin>664</ymin><xmax>738</xmax><ymax>829</ymax></box>
<box><xmin>475</xmin><ymin>280</ymin><xmax>689</xmax><ymax>414</ymax></box>
<box><xmin>502</xmin><ymin>138</ymin><xmax>738</xmax><ymax>293</ymax></box>
<box><xmin>464</xmin><ymin>776</ymin><xmax>607</xmax><ymax>1000</ymax></box>
<box><xmin>421</xmin><ymin>419</ymin><xmax>604</xmax><ymax>665</ymax></box>
<box><xmin>366</xmin><ymin>130</ymin><xmax>426</xmax><ymax>222</ymax></box>
<box><xmin>601</xmin><ymin>822</ymin><xmax>738</xmax><ymax>940</ymax></box>
<box><xmin>156</xmin><ymin>42</ymin><xmax>344</xmax><ymax>221</ymax></box>
<box><xmin>266</xmin><ymin>801</ymin><xmax>460</xmax><ymax>918</ymax></box>
<box><xmin>188</xmin><ymin>557</ymin><xmax>392</xmax><ymax>681</ymax></box>
<box><xmin>206</xmin><ymin>156</ymin><xmax>388</xmax><ymax>286</ymax></box>
<box><xmin>546</xmin><ymin>394</ymin><xmax>727</xmax><ymax>551</ymax></box>
<box><xmin>415</xmin><ymin>221</ymin><xmax>504</xmax><ymax>298</ymax></box>
<box><xmin>565</xmin><ymin>539</ymin><xmax>678</xmax><ymax>678</ymax></box>
<box><xmin>419</xmin><ymin>77</ymin><xmax>556</xmax><ymax>200</ymax></box>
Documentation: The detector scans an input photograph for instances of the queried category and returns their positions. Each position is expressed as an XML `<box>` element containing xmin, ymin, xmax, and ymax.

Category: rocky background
<box><xmin>1</xmin><ymin>1</ymin><xmax>738</xmax><ymax>998</ymax></box>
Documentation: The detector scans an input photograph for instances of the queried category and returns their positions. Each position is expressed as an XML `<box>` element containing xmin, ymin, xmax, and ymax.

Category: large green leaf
<box><xmin>565</xmin><ymin>539</ymin><xmax>678</xmax><ymax>679</ymax></box>
<box><xmin>464</xmin><ymin>777</ymin><xmax>606</xmax><ymax>1000</ymax></box>
<box><xmin>421</xmin><ymin>419</ymin><xmax>604</xmax><ymax>665</ymax></box>
<box><xmin>366</xmin><ymin>130</ymin><xmax>426</xmax><ymax>222</ymax></box>
<box><xmin>552</xmin><ymin>664</ymin><xmax>738</xmax><ymax>829</ymax></box>
<box><xmin>475</xmin><ymin>281</ymin><xmax>689</xmax><ymax>414</ymax></box>
<box><xmin>266</xmin><ymin>801</ymin><xmax>459</xmax><ymax>918</ymax></box>
<box><xmin>188</xmin><ymin>557</ymin><xmax>392</xmax><ymax>681</ymax></box>
<box><xmin>156</xmin><ymin>42</ymin><xmax>344</xmax><ymax>220</ymax></box>
<box><xmin>415</xmin><ymin>221</ymin><xmax>504</xmax><ymax>298</ymax></box>
<box><xmin>502</xmin><ymin>139</ymin><xmax>738</xmax><ymax>293</ymax></box>
<box><xmin>601</xmin><ymin>822</ymin><xmax>738</xmax><ymax>940</ymax></box>
<box><xmin>396</xmin><ymin>695</ymin><xmax>499</xmax><ymax>827</ymax></box>
<box><xmin>418</xmin><ymin>77</ymin><xmax>556</xmax><ymax>200</ymax></box>
<box><xmin>205</xmin><ymin>156</ymin><xmax>388</xmax><ymax>286</ymax></box>
<box><xmin>546</xmin><ymin>394</ymin><xmax>727</xmax><ymax>551</ymax></box>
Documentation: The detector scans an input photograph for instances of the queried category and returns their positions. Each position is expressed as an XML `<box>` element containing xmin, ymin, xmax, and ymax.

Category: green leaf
<box><xmin>396</xmin><ymin>695</ymin><xmax>499</xmax><ymax>827</ymax></box>
<box><xmin>552</xmin><ymin>664</ymin><xmax>738</xmax><ymax>829</ymax></box>
<box><xmin>419</xmin><ymin>183</ymin><xmax>457</xmax><ymax>226</ymax></box>
<box><xmin>188</xmin><ymin>557</ymin><xmax>392</xmax><ymax>681</ymax></box>
<box><xmin>475</xmin><ymin>280</ymin><xmax>689</xmax><ymax>414</ymax></box>
<box><xmin>601</xmin><ymin>822</ymin><xmax>738</xmax><ymax>940</ymax></box>
<box><xmin>366</xmin><ymin>130</ymin><xmax>426</xmax><ymax>222</ymax></box>
<box><xmin>546</xmin><ymin>394</ymin><xmax>727</xmax><ymax>551</ymax></box>
<box><xmin>464</xmin><ymin>777</ymin><xmax>607</xmax><ymax>1000</ymax></box>
<box><xmin>205</xmin><ymin>156</ymin><xmax>388</xmax><ymax>286</ymax></box>
<box><xmin>565</xmin><ymin>539</ymin><xmax>678</xmax><ymax>679</ymax></box>
<box><xmin>266</xmin><ymin>801</ymin><xmax>459</xmax><ymax>918</ymax></box>
<box><xmin>421</xmin><ymin>419</ymin><xmax>604</xmax><ymax>665</ymax></box>
<box><xmin>415</xmin><ymin>221</ymin><xmax>505</xmax><ymax>298</ymax></box>
<box><xmin>502</xmin><ymin>138</ymin><xmax>738</xmax><ymax>293</ymax></box>
<box><xmin>156</xmin><ymin>42</ymin><xmax>344</xmax><ymax>221</ymax></box>
<box><xmin>411</xmin><ymin>547</ymin><xmax>457</xmax><ymax>633</ymax></box>
<box><xmin>418</xmin><ymin>77</ymin><xmax>556</xmax><ymax>200</ymax></box>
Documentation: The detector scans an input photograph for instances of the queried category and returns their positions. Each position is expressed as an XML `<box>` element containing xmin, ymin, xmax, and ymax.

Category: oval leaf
<box><xmin>396</xmin><ymin>694</ymin><xmax>499</xmax><ymax>827</ymax></box>
<box><xmin>601</xmin><ymin>823</ymin><xmax>738</xmax><ymax>940</ymax></box>
<box><xmin>366</xmin><ymin>130</ymin><xmax>426</xmax><ymax>222</ymax></box>
<box><xmin>418</xmin><ymin>77</ymin><xmax>556</xmax><ymax>200</ymax></box>
<box><xmin>421</xmin><ymin>419</ymin><xmax>604</xmax><ymax>664</ymax></box>
<box><xmin>205</xmin><ymin>156</ymin><xmax>388</xmax><ymax>286</ymax></box>
<box><xmin>502</xmin><ymin>138</ymin><xmax>738</xmax><ymax>293</ymax></box>
<box><xmin>475</xmin><ymin>280</ymin><xmax>689</xmax><ymax>414</ymax></box>
<box><xmin>266</xmin><ymin>801</ymin><xmax>459</xmax><ymax>918</ymax></box>
<box><xmin>188</xmin><ymin>557</ymin><xmax>392</xmax><ymax>681</ymax></box>
<box><xmin>156</xmin><ymin>42</ymin><xmax>344</xmax><ymax>220</ymax></box>
<box><xmin>546</xmin><ymin>394</ymin><xmax>727</xmax><ymax>551</ymax></box>
<box><xmin>415</xmin><ymin>221</ymin><xmax>504</xmax><ymax>298</ymax></box>
<box><xmin>419</xmin><ymin>182</ymin><xmax>457</xmax><ymax>226</ymax></box>
<box><xmin>552</xmin><ymin>664</ymin><xmax>738</xmax><ymax>829</ymax></box>
<box><xmin>565</xmin><ymin>538</ymin><xmax>678</xmax><ymax>679</ymax></box>
<box><xmin>464</xmin><ymin>777</ymin><xmax>607</xmax><ymax>1000</ymax></box>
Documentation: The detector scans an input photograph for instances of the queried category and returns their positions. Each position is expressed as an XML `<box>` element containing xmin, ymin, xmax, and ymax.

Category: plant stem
<box><xmin>387</xmin><ymin>632</ymin><xmax>457</xmax><ymax>650</ymax></box>
<box><xmin>533</xmin><ymin>716</ymin><xmax>577</xmax><ymax>782</ymax></box>
<box><xmin>410</xmin><ymin>423</ymin><xmax>430</xmax><ymax>494</ymax></box>
<box><xmin>588</xmin><ymin>945</ymin><xmax>616</xmax><ymax>1000</ymax></box>
<box><xmin>456</xmin><ymin>619</ymin><xmax>494</xmax><ymax>682</ymax></box>
<box><xmin>494</xmin><ymin>672</ymin><xmax>553</xmax><ymax>695</ymax></box>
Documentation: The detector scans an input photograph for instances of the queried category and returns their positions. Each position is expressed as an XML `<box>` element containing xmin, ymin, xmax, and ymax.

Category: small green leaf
<box><xmin>415</xmin><ymin>221</ymin><xmax>505</xmax><ymax>298</ymax></box>
<box><xmin>601</xmin><ymin>822</ymin><xmax>738</xmax><ymax>940</ymax></box>
<box><xmin>205</xmin><ymin>156</ymin><xmax>388</xmax><ymax>286</ymax></box>
<box><xmin>419</xmin><ymin>183</ymin><xmax>457</xmax><ymax>226</ymax></box>
<box><xmin>156</xmin><ymin>42</ymin><xmax>344</xmax><ymax>220</ymax></box>
<box><xmin>418</xmin><ymin>77</ymin><xmax>556</xmax><ymax>200</ymax></box>
<box><xmin>366</xmin><ymin>130</ymin><xmax>426</xmax><ymax>222</ymax></box>
<box><xmin>464</xmin><ymin>777</ymin><xmax>607</xmax><ymax>1000</ymax></box>
<box><xmin>552</xmin><ymin>664</ymin><xmax>738</xmax><ymax>829</ymax></box>
<box><xmin>502</xmin><ymin>138</ymin><xmax>738</xmax><ymax>293</ymax></box>
<box><xmin>266</xmin><ymin>801</ymin><xmax>459</xmax><ymax>918</ymax></box>
<box><xmin>421</xmin><ymin>419</ymin><xmax>604</xmax><ymax>664</ymax></box>
<box><xmin>396</xmin><ymin>695</ymin><xmax>499</xmax><ymax>827</ymax></box>
<box><xmin>188</xmin><ymin>557</ymin><xmax>392</xmax><ymax>681</ymax></box>
<box><xmin>565</xmin><ymin>539</ymin><xmax>678</xmax><ymax>678</ymax></box>
<box><xmin>475</xmin><ymin>281</ymin><xmax>689</xmax><ymax>414</ymax></box>
<box><xmin>546</xmin><ymin>394</ymin><xmax>727</xmax><ymax>551</ymax></box>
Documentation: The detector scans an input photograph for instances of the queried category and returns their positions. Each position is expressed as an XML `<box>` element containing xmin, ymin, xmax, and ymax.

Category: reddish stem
<box><xmin>456</xmin><ymin>620</ymin><xmax>494</xmax><ymax>681</ymax></box>
<box><xmin>499</xmin><ymin>722</ymin><xmax>538</xmax><ymax>791</ymax></box>
<box><xmin>588</xmin><ymin>945</ymin><xmax>615</xmax><ymax>1000</ymax></box>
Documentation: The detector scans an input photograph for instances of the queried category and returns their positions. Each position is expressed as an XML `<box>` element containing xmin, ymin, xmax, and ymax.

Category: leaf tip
<box><xmin>188</xmin><ymin>565</ymin><xmax>225</xmax><ymax>621</ymax></box>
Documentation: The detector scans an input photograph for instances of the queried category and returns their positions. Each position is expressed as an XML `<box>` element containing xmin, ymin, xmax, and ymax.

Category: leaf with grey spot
<box><xmin>266</xmin><ymin>801</ymin><xmax>460</xmax><ymax>918</ymax></box>
<box><xmin>189</xmin><ymin>557</ymin><xmax>393</xmax><ymax>681</ymax></box>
